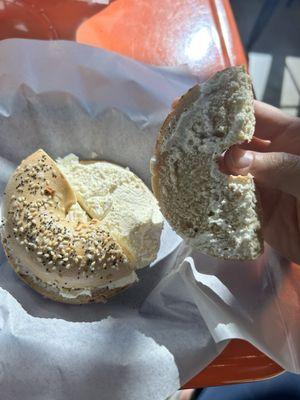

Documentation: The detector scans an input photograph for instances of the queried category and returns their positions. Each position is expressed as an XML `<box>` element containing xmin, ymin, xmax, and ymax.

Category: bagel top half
<box><xmin>1</xmin><ymin>150</ymin><xmax>163</xmax><ymax>303</ymax></box>
<box><xmin>151</xmin><ymin>66</ymin><xmax>263</xmax><ymax>260</ymax></box>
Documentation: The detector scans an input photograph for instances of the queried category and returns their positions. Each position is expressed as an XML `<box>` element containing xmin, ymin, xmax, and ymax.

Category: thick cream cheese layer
<box><xmin>57</xmin><ymin>154</ymin><xmax>163</xmax><ymax>269</ymax></box>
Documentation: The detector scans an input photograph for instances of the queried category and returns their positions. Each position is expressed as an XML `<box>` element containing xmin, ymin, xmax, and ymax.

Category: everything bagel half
<box><xmin>1</xmin><ymin>150</ymin><xmax>163</xmax><ymax>303</ymax></box>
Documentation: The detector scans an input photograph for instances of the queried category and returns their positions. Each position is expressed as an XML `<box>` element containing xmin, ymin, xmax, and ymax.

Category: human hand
<box><xmin>221</xmin><ymin>100</ymin><xmax>300</xmax><ymax>264</ymax></box>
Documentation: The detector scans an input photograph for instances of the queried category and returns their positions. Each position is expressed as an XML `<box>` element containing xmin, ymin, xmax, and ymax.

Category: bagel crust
<box><xmin>151</xmin><ymin>66</ymin><xmax>263</xmax><ymax>260</ymax></box>
<box><xmin>1</xmin><ymin>150</ymin><xmax>137</xmax><ymax>303</ymax></box>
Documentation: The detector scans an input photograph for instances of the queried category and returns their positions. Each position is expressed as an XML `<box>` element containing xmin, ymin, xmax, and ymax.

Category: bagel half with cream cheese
<box><xmin>151</xmin><ymin>66</ymin><xmax>263</xmax><ymax>260</ymax></box>
<box><xmin>1</xmin><ymin>150</ymin><xmax>163</xmax><ymax>303</ymax></box>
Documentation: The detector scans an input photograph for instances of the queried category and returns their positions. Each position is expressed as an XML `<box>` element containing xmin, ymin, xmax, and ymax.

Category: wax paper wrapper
<box><xmin>0</xmin><ymin>39</ymin><xmax>300</xmax><ymax>400</ymax></box>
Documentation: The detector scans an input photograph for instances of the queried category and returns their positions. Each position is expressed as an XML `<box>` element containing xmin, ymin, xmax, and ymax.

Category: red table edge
<box><xmin>182</xmin><ymin>340</ymin><xmax>284</xmax><ymax>388</ymax></box>
<box><xmin>212</xmin><ymin>0</ymin><xmax>248</xmax><ymax>67</ymax></box>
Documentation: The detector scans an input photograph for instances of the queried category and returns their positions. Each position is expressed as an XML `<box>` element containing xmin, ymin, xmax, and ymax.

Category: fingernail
<box><xmin>226</xmin><ymin>147</ymin><xmax>253</xmax><ymax>173</ymax></box>
<box><xmin>234</xmin><ymin>151</ymin><xmax>253</xmax><ymax>169</ymax></box>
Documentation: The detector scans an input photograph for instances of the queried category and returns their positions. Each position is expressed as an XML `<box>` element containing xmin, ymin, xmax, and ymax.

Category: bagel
<box><xmin>151</xmin><ymin>66</ymin><xmax>263</xmax><ymax>260</ymax></box>
<box><xmin>1</xmin><ymin>150</ymin><xmax>163</xmax><ymax>303</ymax></box>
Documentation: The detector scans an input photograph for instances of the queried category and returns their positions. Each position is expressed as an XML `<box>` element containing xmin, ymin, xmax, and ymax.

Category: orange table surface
<box><xmin>0</xmin><ymin>0</ymin><xmax>284</xmax><ymax>388</ymax></box>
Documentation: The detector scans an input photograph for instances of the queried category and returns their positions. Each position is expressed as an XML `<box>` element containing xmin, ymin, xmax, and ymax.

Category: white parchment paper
<box><xmin>0</xmin><ymin>39</ymin><xmax>299</xmax><ymax>400</ymax></box>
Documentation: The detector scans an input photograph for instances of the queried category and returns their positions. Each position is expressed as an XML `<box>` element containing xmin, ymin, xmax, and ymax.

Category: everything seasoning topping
<box><xmin>6</xmin><ymin>154</ymin><xmax>128</xmax><ymax>282</ymax></box>
<box><xmin>44</xmin><ymin>186</ymin><xmax>55</xmax><ymax>196</ymax></box>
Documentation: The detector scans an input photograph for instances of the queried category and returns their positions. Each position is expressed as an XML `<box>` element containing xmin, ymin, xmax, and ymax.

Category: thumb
<box><xmin>224</xmin><ymin>146</ymin><xmax>300</xmax><ymax>198</ymax></box>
